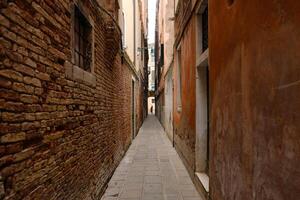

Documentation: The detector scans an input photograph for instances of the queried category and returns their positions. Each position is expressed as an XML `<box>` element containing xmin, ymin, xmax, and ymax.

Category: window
<box><xmin>160</xmin><ymin>44</ymin><xmax>164</xmax><ymax>66</ymax></box>
<box><xmin>74</xmin><ymin>6</ymin><xmax>92</xmax><ymax>71</ymax></box>
<box><xmin>202</xmin><ymin>7</ymin><xmax>208</xmax><ymax>51</ymax></box>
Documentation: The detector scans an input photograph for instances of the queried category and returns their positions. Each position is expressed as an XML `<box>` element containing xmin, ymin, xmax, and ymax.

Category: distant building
<box><xmin>122</xmin><ymin>0</ymin><xmax>149</xmax><ymax>131</ymax></box>
<box><xmin>156</xmin><ymin>0</ymin><xmax>300</xmax><ymax>200</ymax></box>
<box><xmin>148</xmin><ymin>43</ymin><xmax>155</xmax><ymax>92</ymax></box>
<box><xmin>155</xmin><ymin>0</ymin><xmax>175</xmax><ymax>143</ymax></box>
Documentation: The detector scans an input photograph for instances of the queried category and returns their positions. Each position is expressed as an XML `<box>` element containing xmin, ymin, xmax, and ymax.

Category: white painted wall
<box><xmin>164</xmin><ymin>67</ymin><xmax>173</xmax><ymax>141</ymax></box>
<box><xmin>122</xmin><ymin>0</ymin><xmax>135</xmax><ymax>62</ymax></box>
<box><xmin>195</xmin><ymin>66</ymin><xmax>208</xmax><ymax>172</ymax></box>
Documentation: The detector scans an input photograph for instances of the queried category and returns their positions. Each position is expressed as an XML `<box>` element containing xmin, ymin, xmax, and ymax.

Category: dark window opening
<box><xmin>202</xmin><ymin>7</ymin><xmax>208</xmax><ymax>51</ymax></box>
<box><xmin>160</xmin><ymin>44</ymin><xmax>164</xmax><ymax>66</ymax></box>
<box><xmin>74</xmin><ymin>6</ymin><xmax>92</xmax><ymax>71</ymax></box>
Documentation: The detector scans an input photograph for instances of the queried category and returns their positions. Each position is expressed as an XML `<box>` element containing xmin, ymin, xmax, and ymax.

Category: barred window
<box><xmin>74</xmin><ymin>6</ymin><xmax>92</xmax><ymax>71</ymax></box>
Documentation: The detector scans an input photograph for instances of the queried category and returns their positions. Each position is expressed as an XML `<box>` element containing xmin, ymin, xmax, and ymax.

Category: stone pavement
<box><xmin>101</xmin><ymin>115</ymin><xmax>202</xmax><ymax>200</ymax></box>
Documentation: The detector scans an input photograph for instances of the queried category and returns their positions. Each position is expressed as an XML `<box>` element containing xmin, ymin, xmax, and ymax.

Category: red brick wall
<box><xmin>0</xmin><ymin>0</ymin><xmax>135</xmax><ymax>199</ymax></box>
<box><xmin>210</xmin><ymin>0</ymin><xmax>300</xmax><ymax>199</ymax></box>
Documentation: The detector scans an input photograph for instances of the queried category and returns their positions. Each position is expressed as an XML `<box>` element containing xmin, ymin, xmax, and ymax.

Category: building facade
<box><xmin>0</xmin><ymin>0</ymin><xmax>147</xmax><ymax>199</ymax></box>
<box><xmin>210</xmin><ymin>0</ymin><xmax>300</xmax><ymax>199</ymax></box>
<box><xmin>122</xmin><ymin>0</ymin><xmax>149</xmax><ymax>133</ymax></box>
<box><xmin>155</xmin><ymin>0</ymin><xmax>175</xmax><ymax>141</ymax></box>
<box><xmin>156</xmin><ymin>0</ymin><xmax>300</xmax><ymax>199</ymax></box>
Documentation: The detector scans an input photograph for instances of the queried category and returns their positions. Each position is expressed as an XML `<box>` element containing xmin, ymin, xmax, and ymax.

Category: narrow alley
<box><xmin>0</xmin><ymin>0</ymin><xmax>300</xmax><ymax>199</ymax></box>
<box><xmin>102</xmin><ymin>116</ymin><xmax>201</xmax><ymax>200</ymax></box>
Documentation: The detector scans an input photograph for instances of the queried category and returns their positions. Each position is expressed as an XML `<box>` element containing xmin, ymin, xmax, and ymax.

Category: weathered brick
<box><xmin>0</xmin><ymin>69</ymin><xmax>23</xmax><ymax>82</ymax></box>
<box><xmin>25</xmin><ymin>104</ymin><xmax>42</xmax><ymax>112</ymax></box>
<box><xmin>0</xmin><ymin>182</ymin><xmax>4</xmax><ymax>199</ymax></box>
<box><xmin>0</xmin><ymin>37</ymin><xmax>12</xmax><ymax>49</ymax></box>
<box><xmin>24</xmin><ymin>57</ymin><xmax>37</xmax><ymax>68</ymax></box>
<box><xmin>35</xmin><ymin>72</ymin><xmax>50</xmax><ymax>81</ymax></box>
<box><xmin>42</xmin><ymin>105</ymin><xmax>57</xmax><ymax>112</ymax></box>
<box><xmin>0</xmin><ymin>13</ymin><xmax>10</xmax><ymax>27</ymax></box>
<box><xmin>12</xmin><ymin>82</ymin><xmax>34</xmax><ymax>94</ymax></box>
<box><xmin>0</xmin><ymin>76</ymin><xmax>12</xmax><ymax>88</ymax></box>
<box><xmin>0</xmin><ymin>146</ymin><xmax>5</xmax><ymax>156</ymax></box>
<box><xmin>20</xmin><ymin>94</ymin><xmax>39</xmax><ymax>104</ymax></box>
<box><xmin>36</xmin><ymin>112</ymin><xmax>51</xmax><ymax>120</ymax></box>
<box><xmin>0</xmin><ymin>26</ymin><xmax>17</xmax><ymax>41</ymax></box>
<box><xmin>13</xmin><ymin>63</ymin><xmax>35</xmax><ymax>76</ymax></box>
<box><xmin>1</xmin><ymin>132</ymin><xmax>26</xmax><ymax>143</ymax></box>
<box><xmin>1</xmin><ymin>112</ymin><xmax>24</xmax><ymax>122</ymax></box>
<box><xmin>0</xmin><ymin>88</ymin><xmax>19</xmax><ymax>100</ymax></box>
<box><xmin>34</xmin><ymin>87</ymin><xmax>43</xmax><ymax>95</ymax></box>
<box><xmin>43</xmin><ymin>131</ymin><xmax>64</xmax><ymax>143</ymax></box>
<box><xmin>1</xmin><ymin>163</ymin><xmax>24</xmax><ymax>178</ymax></box>
<box><xmin>13</xmin><ymin>148</ymin><xmax>34</xmax><ymax>162</ymax></box>
<box><xmin>23</xmin><ymin>113</ymin><xmax>36</xmax><ymax>121</ymax></box>
<box><xmin>0</xmin><ymin>123</ymin><xmax>21</xmax><ymax>134</ymax></box>
<box><xmin>0</xmin><ymin>155</ymin><xmax>13</xmax><ymax>167</ymax></box>
<box><xmin>2</xmin><ymin>101</ymin><xmax>24</xmax><ymax>112</ymax></box>
<box><xmin>21</xmin><ymin>121</ymin><xmax>40</xmax><ymax>131</ymax></box>
<box><xmin>6</xmin><ymin>49</ymin><xmax>23</xmax><ymax>63</ymax></box>
<box><xmin>23</xmin><ymin>76</ymin><xmax>41</xmax><ymax>87</ymax></box>
<box><xmin>5</xmin><ymin>143</ymin><xmax>23</xmax><ymax>154</ymax></box>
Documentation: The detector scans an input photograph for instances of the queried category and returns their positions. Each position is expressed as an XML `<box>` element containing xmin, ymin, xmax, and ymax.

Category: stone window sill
<box><xmin>196</xmin><ymin>48</ymin><xmax>209</xmax><ymax>68</ymax></box>
<box><xmin>196</xmin><ymin>172</ymin><xmax>209</xmax><ymax>193</ymax></box>
<box><xmin>65</xmin><ymin>61</ymin><xmax>96</xmax><ymax>87</ymax></box>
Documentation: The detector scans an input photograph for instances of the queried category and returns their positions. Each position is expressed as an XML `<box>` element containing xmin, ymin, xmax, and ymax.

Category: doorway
<box><xmin>195</xmin><ymin>1</ymin><xmax>209</xmax><ymax>193</ymax></box>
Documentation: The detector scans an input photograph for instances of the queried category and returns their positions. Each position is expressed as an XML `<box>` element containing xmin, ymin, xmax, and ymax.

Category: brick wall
<box><xmin>0</xmin><ymin>0</ymin><xmax>137</xmax><ymax>199</ymax></box>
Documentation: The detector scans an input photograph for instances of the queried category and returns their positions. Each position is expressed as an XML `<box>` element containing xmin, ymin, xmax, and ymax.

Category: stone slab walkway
<box><xmin>101</xmin><ymin>115</ymin><xmax>202</xmax><ymax>200</ymax></box>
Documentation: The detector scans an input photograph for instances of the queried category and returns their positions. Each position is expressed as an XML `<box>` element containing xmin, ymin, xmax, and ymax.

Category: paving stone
<box><xmin>144</xmin><ymin>175</ymin><xmax>162</xmax><ymax>184</ymax></box>
<box><xmin>142</xmin><ymin>194</ymin><xmax>164</xmax><ymax>200</ymax></box>
<box><xmin>143</xmin><ymin>184</ymin><xmax>163</xmax><ymax>194</ymax></box>
<box><xmin>101</xmin><ymin>116</ymin><xmax>203</xmax><ymax>200</ymax></box>
<box><xmin>120</xmin><ymin>189</ymin><xmax>142</xmax><ymax>198</ymax></box>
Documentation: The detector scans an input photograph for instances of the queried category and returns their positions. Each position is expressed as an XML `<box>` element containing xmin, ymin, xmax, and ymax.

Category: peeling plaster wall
<box><xmin>210</xmin><ymin>0</ymin><xmax>300</xmax><ymax>199</ymax></box>
<box><xmin>173</xmin><ymin>17</ymin><xmax>196</xmax><ymax>172</ymax></box>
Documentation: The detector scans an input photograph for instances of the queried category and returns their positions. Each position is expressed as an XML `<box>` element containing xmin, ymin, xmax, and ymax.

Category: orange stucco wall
<box><xmin>210</xmin><ymin>0</ymin><xmax>300</xmax><ymax>199</ymax></box>
<box><xmin>173</xmin><ymin>16</ymin><xmax>197</xmax><ymax>171</ymax></box>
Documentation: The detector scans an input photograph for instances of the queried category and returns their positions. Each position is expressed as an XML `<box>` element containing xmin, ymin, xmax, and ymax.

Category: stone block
<box><xmin>0</xmin><ymin>69</ymin><xmax>23</xmax><ymax>82</ymax></box>
<box><xmin>24</xmin><ymin>76</ymin><xmax>41</xmax><ymax>87</ymax></box>
<box><xmin>12</xmin><ymin>82</ymin><xmax>34</xmax><ymax>94</ymax></box>
<box><xmin>24</xmin><ymin>58</ymin><xmax>37</xmax><ymax>68</ymax></box>
<box><xmin>5</xmin><ymin>143</ymin><xmax>23</xmax><ymax>154</ymax></box>
<box><xmin>43</xmin><ymin>131</ymin><xmax>64</xmax><ymax>143</ymax></box>
<box><xmin>13</xmin><ymin>148</ymin><xmax>35</xmax><ymax>162</ymax></box>
<box><xmin>72</xmin><ymin>65</ymin><xmax>84</xmax><ymax>82</ymax></box>
<box><xmin>65</xmin><ymin>61</ymin><xmax>73</xmax><ymax>79</ymax></box>
<box><xmin>0</xmin><ymin>76</ymin><xmax>12</xmax><ymax>89</ymax></box>
<box><xmin>13</xmin><ymin>63</ymin><xmax>35</xmax><ymax>76</ymax></box>
<box><xmin>36</xmin><ymin>72</ymin><xmax>50</xmax><ymax>81</ymax></box>
<box><xmin>20</xmin><ymin>94</ymin><xmax>39</xmax><ymax>104</ymax></box>
<box><xmin>1</xmin><ymin>112</ymin><xmax>24</xmax><ymax>122</ymax></box>
<box><xmin>1</xmin><ymin>132</ymin><xmax>26</xmax><ymax>143</ymax></box>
